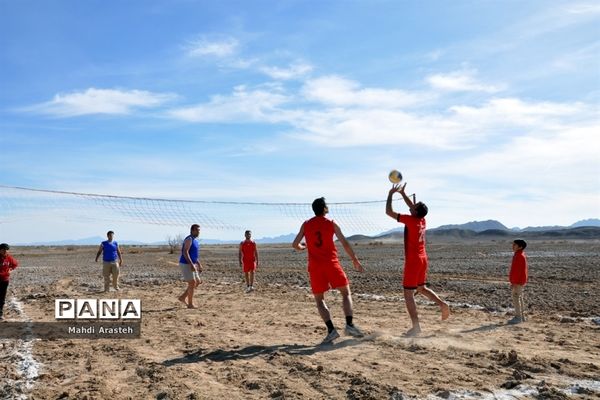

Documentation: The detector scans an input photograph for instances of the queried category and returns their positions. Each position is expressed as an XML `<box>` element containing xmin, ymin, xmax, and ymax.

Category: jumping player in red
<box><xmin>386</xmin><ymin>183</ymin><xmax>449</xmax><ymax>337</ymax></box>
<box><xmin>292</xmin><ymin>197</ymin><xmax>365</xmax><ymax>343</ymax></box>
<box><xmin>239</xmin><ymin>230</ymin><xmax>259</xmax><ymax>293</ymax></box>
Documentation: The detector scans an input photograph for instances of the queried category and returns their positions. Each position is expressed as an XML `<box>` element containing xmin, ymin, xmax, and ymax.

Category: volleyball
<box><xmin>388</xmin><ymin>170</ymin><xmax>403</xmax><ymax>184</ymax></box>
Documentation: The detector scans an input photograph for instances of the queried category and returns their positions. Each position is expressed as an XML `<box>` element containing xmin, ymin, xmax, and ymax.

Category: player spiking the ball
<box><xmin>386</xmin><ymin>182</ymin><xmax>450</xmax><ymax>337</ymax></box>
<box><xmin>293</xmin><ymin>197</ymin><xmax>365</xmax><ymax>344</ymax></box>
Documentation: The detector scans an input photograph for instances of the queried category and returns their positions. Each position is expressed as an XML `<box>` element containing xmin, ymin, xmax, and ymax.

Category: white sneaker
<box><xmin>245</xmin><ymin>286</ymin><xmax>252</xmax><ymax>293</ymax></box>
<box><xmin>322</xmin><ymin>329</ymin><xmax>340</xmax><ymax>344</ymax></box>
<box><xmin>344</xmin><ymin>324</ymin><xmax>364</xmax><ymax>337</ymax></box>
<box><xmin>249</xmin><ymin>286</ymin><xmax>255</xmax><ymax>292</ymax></box>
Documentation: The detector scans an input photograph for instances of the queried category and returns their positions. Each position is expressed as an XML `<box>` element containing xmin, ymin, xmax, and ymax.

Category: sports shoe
<box><xmin>322</xmin><ymin>329</ymin><xmax>340</xmax><ymax>344</ymax></box>
<box><xmin>344</xmin><ymin>324</ymin><xmax>364</xmax><ymax>338</ymax></box>
<box><xmin>245</xmin><ymin>286</ymin><xmax>252</xmax><ymax>293</ymax></box>
<box><xmin>507</xmin><ymin>317</ymin><xmax>522</xmax><ymax>325</ymax></box>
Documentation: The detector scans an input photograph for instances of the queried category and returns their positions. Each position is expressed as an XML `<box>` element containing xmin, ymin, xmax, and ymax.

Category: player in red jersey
<box><xmin>0</xmin><ymin>243</ymin><xmax>19</xmax><ymax>321</ymax></box>
<box><xmin>386</xmin><ymin>183</ymin><xmax>449</xmax><ymax>337</ymax></box>
<box><xmin>293</xmin><ymin>197</ymin><xmax>365</xmax><ymax>344</ymax></box>
<box><xmin>239</xmin><ymin>230</ymin><xmax>259</xmax><ymax>293</ymax></box>
<box><xmin>508</xmin><ymin>239</ymin><xmax>528</xmax><ymax>324</ymax></box>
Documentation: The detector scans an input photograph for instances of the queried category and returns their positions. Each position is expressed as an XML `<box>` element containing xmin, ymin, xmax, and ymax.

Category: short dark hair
<box><xmin>312</xmin><ymin>197</ymin><xmax>327</xmax><ymax>216</ymax></box>
<box><xmin>191</xmin><ymin>224</ymin><xmax>200</xmax><ymax>232</ymax></box>
<box><xmin>107</xmin><ymin>230</ymin><xmax>114</xmax><ymax>236</ymax></box>
<box><xmin>414</xmin><ymin>202</ymin><xmax>428</xmax><ymax>218</ymax></box>
<box><xmin>0</xmin><ymin>243</ymin><xmax>9</xmax><ymax>251</ymax></box>
<box><xmin>245</xmin><ymin>230</ymin><xmax>251</xmax><ymax>235</ymax></box>
<box><xmin>513</xmin><ymin>239</ymin><xmax>527</xmax><ymax>249</ymax></box>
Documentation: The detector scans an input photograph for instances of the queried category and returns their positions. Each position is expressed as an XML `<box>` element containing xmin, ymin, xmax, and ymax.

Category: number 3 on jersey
<box><xmin>315</xmin><ymin>231</ymin><xmax>323</xmax><ymax>247</ymax></box>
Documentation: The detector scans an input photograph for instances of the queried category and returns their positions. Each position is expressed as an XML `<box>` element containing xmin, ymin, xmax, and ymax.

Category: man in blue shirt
<box><xmin>178</xmin><ymin>224</ymin><xmax>202</xmax><ymax>308</ymax></box>
<box><xmin>95</xmin><ymin>230</ymin><xmax>123</xmax><ymax>292</ymax></box>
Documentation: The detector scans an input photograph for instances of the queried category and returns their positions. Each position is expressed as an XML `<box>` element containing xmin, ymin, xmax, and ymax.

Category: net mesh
<box><xmin>0</xmin><ymin>185</ymin><xmax>401</xmax><ymax>237</ymax></box>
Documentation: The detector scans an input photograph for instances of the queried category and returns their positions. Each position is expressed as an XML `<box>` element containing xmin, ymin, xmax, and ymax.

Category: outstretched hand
<box><xmin>389</xmin><ymin>183</ymin><xmax>407</xmax><ymax>194</ymax></box>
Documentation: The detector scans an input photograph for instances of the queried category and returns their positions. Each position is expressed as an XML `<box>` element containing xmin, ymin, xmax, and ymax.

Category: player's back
<box><xmin>398</xmin><ymin>214</ymin><xmax>426</xmax><ymax>257</ymax></box>
<box><xmin>303</xmin><ymin>216</ymin><xmax>339</xmax><ymax>268</ymax></box>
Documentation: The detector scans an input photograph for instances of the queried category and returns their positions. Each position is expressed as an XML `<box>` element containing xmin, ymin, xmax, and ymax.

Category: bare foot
<box><xmin>178</xmin><ymin>295</ymin><xmax>187</xmax><ymax>306</ymax></box>
<box><xmin>187</xmin><ymin>304</ymin><xmax>197</xmax><ymax>309</ymax></box>
<box><xmin>403</xmin><ymin>327</ymin><xmax>421</xmax><ymax>337</ymax></box>
<box><xmin>441</xmin><ymin>303</ymin><xmax>450</xmax><ymax>321</ymax></box>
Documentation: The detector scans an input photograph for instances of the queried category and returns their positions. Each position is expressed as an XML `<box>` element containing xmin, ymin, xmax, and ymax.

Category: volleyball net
<box><xmin>0</xmin><ymin>185</ymin><xmax>401</xmax><ymax>238</ymax></box>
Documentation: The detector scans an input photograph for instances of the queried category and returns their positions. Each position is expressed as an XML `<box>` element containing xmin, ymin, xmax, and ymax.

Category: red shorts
<box><xmin>243</xmin><ymin>262</ymin><xmax>256</xmax><ymax>273</ymax></box>
<box><xmin>403</xmin><ymin>255</ymin><xmax>428</xmax><ymax>289</ymax></box>
<box><xmin>308</xmin><ymin>262</ymin><xmax>349</xmax><ymax>294</ymax></box>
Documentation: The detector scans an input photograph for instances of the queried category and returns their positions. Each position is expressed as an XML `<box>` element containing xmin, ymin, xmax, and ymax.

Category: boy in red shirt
<box><xmin>292</xmin><ymin>197</ymin><xmax>365</xmax><ymax>343</ymax></box>
<box><xmin>508</xmin><ymin>239</ymin><xmax>528</xmax><ymax>324</ymax></box>
<box><xmin>386</xmin><ymin>183</ymin><xmax>450</xmax><ymax>337</ymax></box>
<box><xmin>0</xmin><ymin>243</ymin><xmax>19</xmax><ymax>321</ymax></box>
<box><xmin>239</xmin><ymin>230</ymin><xmax>259</xmax><ymax>293</ymax></box>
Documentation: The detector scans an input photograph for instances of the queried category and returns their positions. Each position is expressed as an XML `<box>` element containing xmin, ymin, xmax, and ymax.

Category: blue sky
<box><xmin>1</xmin><ymin>0</ymin><xmax>599</xmax><ymax>243</ymax></box>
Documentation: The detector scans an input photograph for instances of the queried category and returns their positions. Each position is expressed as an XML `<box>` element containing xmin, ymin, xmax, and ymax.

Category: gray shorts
<box><xmin>179</xmin><ymin>263</ymin><xmax>200</xmax><ymax>281</ymax></box>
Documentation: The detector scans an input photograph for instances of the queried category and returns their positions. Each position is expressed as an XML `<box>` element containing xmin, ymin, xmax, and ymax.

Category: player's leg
<box><xmin>249</xmin><ymin>270</ymin><xmax>255</xmax><ymax>288</ymax></box>
<box><xmin>337</xmin><ymin>285</ymin><xmax>364</xmax><ymax>337</ymax></box>
<box><xmin>112</xmin><ymin>262</ymin><xmax>120</xmax><ymax>290</ymax></box>
<box><xmin>314</xmin><ymin>292</ymin><xmax>332</xmax><ymax>323</ymax></box>
<box><xmin>0</xmin><ymin>280</ymin><xmax>8</xmax><ymax>319</ymax></box>
<box><xmin>403</xmin><ymin>260</ymin><xmax>422</xmax><ymax>335</ymax></box>
<box><xmin>102</xmin><ymin>262</ymin><xmax>111</xmax><ymax>292</ymax></box>
<box><xmin>416</xmin><ymin>285</ymin><xmax>450</xmax><ymax>320</ymax></box>
<box><xmin>314</xmin><ymin>292</ymin><xmax>339</xmax><ymax>343</ymax></box>
<box><xmin>186</xmin><ymin>280</ymin><xmax>196</xmax><ymax>308</ymax></box>
<box><xmin>403</xmin><ymin>288</ymin><xmax>421</xmax><ymax>336</ymax></box>
<box><xmin>509</xmin><ymin>284</ymin><xmax>524</xmax><ymax>323</ymax></box>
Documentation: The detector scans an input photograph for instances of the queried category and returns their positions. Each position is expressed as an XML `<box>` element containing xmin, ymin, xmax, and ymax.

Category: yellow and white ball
<box><xmin>388</xmin><ymin>170</ymin><xmax>403</xmax><ymax>184</ymax></box>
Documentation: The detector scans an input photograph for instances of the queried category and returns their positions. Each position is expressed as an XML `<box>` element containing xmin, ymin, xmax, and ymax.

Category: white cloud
<box><xmin>24</xmin><ymin>88</ymin><xmax>176</xmax><ymax>117</ymax></box>
<box><xmin>565</xmin><ymin>2</ymin><xmax>600</xmax><ymax>15</ymax></box>
<box><xmin>185</xmin><ymin>37</ymin><xmax>239</xmax><ymax>58</ymax></box>
<box><xmin>302</xmin><ymin>75</ymin><xmax>432</xmax><ymax>108</ymax></box>
<box><xmin>167</xmin><ymin>84</ymin><xmax>289</xmax><ymax>123</ymax></box>
<box><xmin>426</xmin><ymin>70</ymin><xmax>503</xmax><ymax>93</ymax></box>
<box><xmin>259</xmin><ymin>62</ymin><xmax>313</xmax><ymax>80</ymax></box>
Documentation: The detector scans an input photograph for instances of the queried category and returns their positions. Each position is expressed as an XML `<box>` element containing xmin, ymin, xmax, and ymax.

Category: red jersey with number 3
<box><xmin>303</xmin><ymin>216</ymin><xmax>340</xmax><ymax>270</ymax></box>
<box><xmin>397</xmin><ymin>214</ymin><xmax>427</xmax><ymax>257</ymax></box>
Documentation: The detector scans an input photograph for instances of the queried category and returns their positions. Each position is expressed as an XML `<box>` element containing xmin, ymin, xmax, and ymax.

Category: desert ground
<box><xmin>1</xmin><ymin>239</ymin><xmax>599</xmax><ymax>399</ymax></box>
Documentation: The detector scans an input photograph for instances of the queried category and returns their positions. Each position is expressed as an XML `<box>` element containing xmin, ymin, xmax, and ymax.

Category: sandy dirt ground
<box><xmin>1</xmin><ymin>240</ymin><xmax>599</xmax><ymax>399</ymax></box>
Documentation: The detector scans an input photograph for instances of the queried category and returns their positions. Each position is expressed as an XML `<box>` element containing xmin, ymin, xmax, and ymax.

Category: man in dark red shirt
<box><xmin>386</xmin><ymin>183</ymin><xmax>449</xmax><ymax>337</ymax></box>
<box><xmin>0</xmin><ymin>243</ymin><xmax>19</xmax><ymax>321</ymax></box>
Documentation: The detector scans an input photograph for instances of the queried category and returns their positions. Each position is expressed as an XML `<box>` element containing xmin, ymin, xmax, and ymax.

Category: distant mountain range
<box><xmin>16</xmin><ymin>219</ymin><xmax>600</xmax><ymax>246</ymax></box>
<box><xmin>347</xmin><ymin>218</ymin><xmax>600</xmax><ymax>242</ymax></box>
<box><xmin>432</xmin><ymin>218</ymin><xmax>600</xmax><ymax>233</ymax></box>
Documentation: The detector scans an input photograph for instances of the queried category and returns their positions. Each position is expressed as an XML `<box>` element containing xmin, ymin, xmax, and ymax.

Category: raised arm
<box><xmin>386</xmin><ymin>184</ymin><xmax>401</xmax><ymax>220</ymax></box>
<box><xmin>292</xmin><ymin>223</ymin><xmax>306</xmax><ymax>251</ymax></box>
<box><xmin>333</xmin><ymin>222</ymin><xmax>363</xmax><ymax>272</ymax></box>
<box><xmin>398</xmin><ymin>183</ymin><xmax>414</xmax><ymax>210</ymax></box>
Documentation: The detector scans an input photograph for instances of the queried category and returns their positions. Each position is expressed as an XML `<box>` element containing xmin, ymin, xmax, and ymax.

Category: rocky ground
<box><xmin>1</xmin><ymin>239</ymin><xmax>599</xmax><ymax>399</ymax></box>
